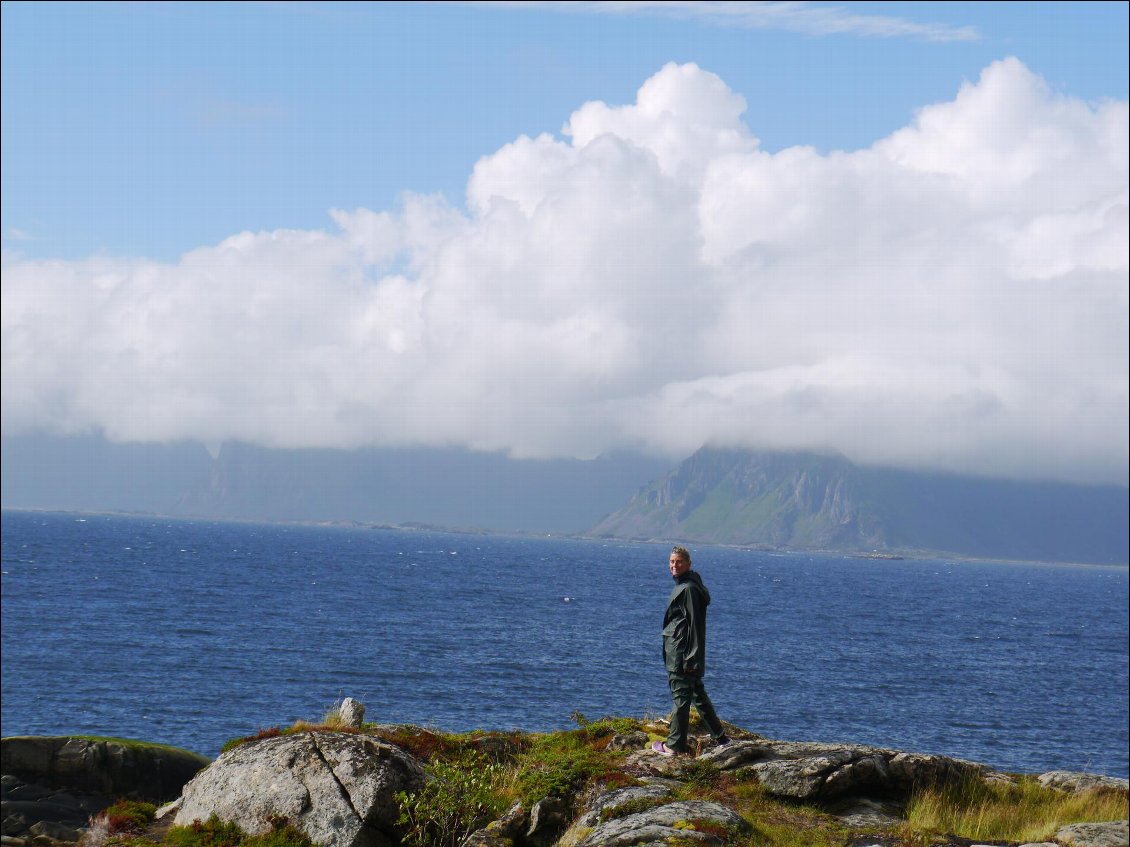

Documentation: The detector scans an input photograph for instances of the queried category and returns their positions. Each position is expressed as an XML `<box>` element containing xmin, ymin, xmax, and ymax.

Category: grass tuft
<box><xmin>164</xmin><ymin>817</ymin><xmax>315</xmax><ymax>847</ymax></box>
<box><xmin>904</xmin><ymin>775</ymin><xmax>1129</xmax><ymax>843</ymax></box>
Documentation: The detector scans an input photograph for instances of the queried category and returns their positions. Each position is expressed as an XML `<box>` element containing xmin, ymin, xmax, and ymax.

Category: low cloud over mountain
<box><xmin>3</xmin><ymin>59</ymin><xmax>1126</xmax><ymax>485</ymax></box>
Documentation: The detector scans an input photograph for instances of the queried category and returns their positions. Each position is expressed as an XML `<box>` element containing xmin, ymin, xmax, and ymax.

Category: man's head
<box><xmin>669</xmin><ymin>546</ymin><xmax>692</xmax><ymax>578</ymax></box>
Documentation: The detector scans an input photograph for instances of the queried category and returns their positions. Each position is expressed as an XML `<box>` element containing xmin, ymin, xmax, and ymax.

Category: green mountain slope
<box><xmin>589</xmin><ymin>447</ymin><xmax>1129</xmax><ymax>564</ymax></box>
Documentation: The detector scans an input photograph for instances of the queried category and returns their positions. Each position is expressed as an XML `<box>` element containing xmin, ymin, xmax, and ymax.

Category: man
<box><xmin>652</xmin><ymin>545</ymin><xmax>731</xmax><ymax>756</ymax></box>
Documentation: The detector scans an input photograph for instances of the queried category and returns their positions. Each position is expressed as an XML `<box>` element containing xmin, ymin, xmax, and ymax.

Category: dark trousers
<box><xmin>665</xmin><ymin>672</ymin><xmax>725</xmax><ymax>752</ymax></box>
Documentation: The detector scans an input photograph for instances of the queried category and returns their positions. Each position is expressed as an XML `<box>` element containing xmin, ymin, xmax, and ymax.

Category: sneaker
<box><xmin>715</xmin><ymin>734</ymin><xmax>733</xmax><ymax>746</ymax></box>
<box><xmin>651</xmin><ymin>741</ymin><xmax>679</xmax><ymax>756</ymax></box>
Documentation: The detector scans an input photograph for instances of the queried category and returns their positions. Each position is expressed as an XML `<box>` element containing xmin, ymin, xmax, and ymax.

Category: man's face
<box><xmin>669</xmin><ymin>553</ymin><xmax>691</xmax><ymax>578</ymax></box>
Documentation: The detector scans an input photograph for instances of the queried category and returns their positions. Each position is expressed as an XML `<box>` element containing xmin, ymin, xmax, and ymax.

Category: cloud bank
<box><xmin>2</xmin><ymin>59</ymin><xmax>1127</xmax><ymax>484</ymax></box>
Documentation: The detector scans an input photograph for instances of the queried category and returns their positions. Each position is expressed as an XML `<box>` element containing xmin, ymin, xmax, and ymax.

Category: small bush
<box><xmin>396</xmin><ymin>750</ymin><xmax>506</xmax><ymax>847</ymax></box>
<box><xmin>511</xmin><ymin>731</ymin><xmax>625</xmax><ymax>807</ymax></box>
<box><xmin>680</xmin><ymin>759</ymin><xmax>722</xmax><ymax>791</ymax></box>
<box><xmin>102</xmin><ymin>800</ymin><xmax>157</xmax><ymax>834</ymax></box>
<box><xmin>377</xmin><ymin>726</ymin><xmax>465</xmax><ymax>762</ymax></box>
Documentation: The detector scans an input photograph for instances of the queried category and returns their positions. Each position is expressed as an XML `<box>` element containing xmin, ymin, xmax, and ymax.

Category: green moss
<box><xmin>165</xmin><ymin>816</ymin><xmax>246</xmax><ymax>847</ymax></box>
<box><xmin>68</xmin><ymin>736</ymin><xmax>208</xmax><ymax>758</ymax></box>
<box><xmin>240</xmin><ymin>824</ymin><xmax>318</xmax><ymax>847</ymax></box>
<box><xmin>597</xmin><ymin>796</ymin><xmax>667</xmax><ymax>823</ymax></box>
<box><xmin>509</xmin><ymin>727</ymin><xmax>635</xmax><ymax>808</ymax></box>
<box><xmin>164</xmin><ymin>816</ymin><xmax>317</xmax><ymax>847</ymax></box>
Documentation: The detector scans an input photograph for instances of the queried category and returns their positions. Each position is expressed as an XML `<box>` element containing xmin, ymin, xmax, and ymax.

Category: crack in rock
<box><xmin>308</xmin><ymin>735</ymin><xmax>365</xmax><ymax>824</ymax></box>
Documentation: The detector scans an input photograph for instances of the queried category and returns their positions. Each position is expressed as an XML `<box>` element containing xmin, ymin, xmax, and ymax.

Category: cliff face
<box><xmin>589</xmin><ymin>447</ymin><xmax>1130</xmax><ymax>564</ymax></box>
<box><xmin>616</xmin><ymin>448</ymin><xmax>883</xmax><ymax>550</ymax></box>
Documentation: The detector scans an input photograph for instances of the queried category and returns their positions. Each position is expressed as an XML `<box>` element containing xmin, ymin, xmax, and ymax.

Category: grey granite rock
<box><xmin>1055</xmin><ymin>820</ymin><xmax>1129</xmax><ymax>847</ymax></box>
<box><xmin>174</xmin><ymin>732</ymin><xmax>424</xmax><ymax>847</ymax></box>
<box><xmin>1039</xmin><ymin>772</ymin><xmax>1130</xmax><ymax>795</ymax></box>
<box><xmin>338</xmin><ymin>699</ymin><xmax>366</xmax><ymax>730</ymax></box>
<box><xmin>1</xmin><ymin>737</ymin><xmax>209</xmax><ymax>845</ymax></box>
<box><xmin>694</xmin><ymin>739</ymin><xmax>985</xmax><ymax>801</ymax></box>
<box><xmin>572</xmin><ymin>799</ymin><xmax>749</xmax><ymax>846</ymax></box>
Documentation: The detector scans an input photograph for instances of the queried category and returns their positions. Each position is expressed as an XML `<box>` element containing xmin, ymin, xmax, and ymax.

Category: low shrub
<box><xmin>395</xmin><ymin>750</ymin><xmax>507</xmax><ymax>847</ymax></box>
<box><xmin>510</xmin><ymin>729</ymin><xmax>633</xmax><ymax>808</ymax></box>
<box><xmin>102</xmin><ymin>800</ymin><xmax>157</xmax><ymax>834</ymax></box>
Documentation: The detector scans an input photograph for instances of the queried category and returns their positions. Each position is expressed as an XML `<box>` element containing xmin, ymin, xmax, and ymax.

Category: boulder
<box><xmin>1</xmin><ymin>736</ymin><xmax>210</xmax><ymax>845</ymax></box>
<box><xmin>557</xmin><ymin>784</ymin><xmax>673</xmax><ymax>846</ymax></box>
<box><xmin>460</xmin><ymin>801</ymin><xmax>527</xmax><ymax>847</ymax></box>
<box><xmin>2</xmin><ymin>736</ymin><xmax>210</xmax><ymax>802</ymax></box>
<box><xmin>524</xmin><ymin>796</ymin><xmax>566</xmax><ymax>847</ymax></box>
<box><xmin>173</xmin><ymin>732</ymin><xmax>424</xmax><ymax>847</ymax></box>
<box><xmin>570</xmin><ymin>799</ymin><xmax>749</xmax><ymax>846</ymax></box>
<box><xmin>461</xmin><ymin>828</ymin><xmax>516</xmax><ymax>847</ymax></box>
<box><xmin>1038</xmin><ymin>772</ymin><xmax>1130</xmax><ymax>795</ymax></box>
<box><xmin>693</xmin><ymin>739</ymin><xmax>985</xmax><ymax>802</ymax></box>
<box><xmin>605</xmin><ymin>733</ymin><xmax>648</xmax><ymax>752</ymax></box>
<box><xmin>1054</xmin><ymin>820</ymin><xmax>1129</xmax><ymax>847</ymax></box>
<box><xmin>338</xmin><ymin>699</ymin><xmax>366</xmax><ymax>730</ymax></box>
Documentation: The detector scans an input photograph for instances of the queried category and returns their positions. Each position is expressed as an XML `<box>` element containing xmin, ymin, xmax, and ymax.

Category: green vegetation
<box><xmin>218</xmin><ymin>722</ymin><xmax>362</xmax><ymax>754</ymax></box>
<box><xmin>114</xmin><ymin>714</ymin><xmax>1128</xmax><ymax>847</ymax></box>
<box><xmin>164</xmin><ymin>816</ymin><xmax>316</xmax><ymax>847</ymax></box>
<box><xmin>69</xmin><ymin>736</ymin><xmax>205</xmax><ymax>756</ymax></box>
<box><xmin>395</xmin><ymin>749</ymin><xmax>506</xmax><ymax>847</ymax></box>
<box><xmin>98</xmin><ymin>799</ymin><xmax>158</xmax><ymax>835</ymax></box>
<box><xmin>903</xmin><ymin>774</ymin><xmax>1130</xmax><ymax>844</ymax></box>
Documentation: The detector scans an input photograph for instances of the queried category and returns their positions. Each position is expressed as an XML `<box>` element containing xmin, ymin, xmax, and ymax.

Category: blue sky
<box><xmin>3</xmin><ymin>1</ymin><xmax>1126</xmax><ymax>260</ymax></box>
<box><xmin>2</xmin><ymin>2</ymin><xmax>1128</xmax><ymax>486</ymax></box>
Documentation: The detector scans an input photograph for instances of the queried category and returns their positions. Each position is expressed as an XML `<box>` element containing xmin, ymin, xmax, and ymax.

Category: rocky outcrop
<box><xmin>1</xmin><ymin>736</ymin><xmax>210</xmax><ymax>845</ymax></box>
<box><xmin>173</xmin><ymin>732</ymin><xmax>424</xmax><ymax>847</ymax></box>
<box><xmin>1040</xmin><ymin>772</ymin><xmax>1130</xmax><ymax>795</ymax></box>
<box><xmin>568</xmin><ymin>798</ymin><xmax>749</xmax><ymax>846</ymax></box>
<box><xmin>691</xmin><ymin>738</ymin><xmax>990</xmax><ymax>801</ymax></box>
<box><xmin>4</xmin><ymin>723</ymin><xmax>1126</xmax><ymax>847</ymax></box>
<box><xmin>1054</xmin><ymin>820</ymin><xmax>1129</xmax><ymax>847</ymax></box>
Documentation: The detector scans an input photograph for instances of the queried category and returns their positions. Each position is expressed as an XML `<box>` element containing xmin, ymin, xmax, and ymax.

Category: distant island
<box><xmin>2</xmin><ymin>434</ymin><xmax>1126</xmax><ymax>565</ymax></box>
<box><xmin>590</xmin><ymin>447</ymin><xmax>1129</xmax><ymax>566</ymax></box>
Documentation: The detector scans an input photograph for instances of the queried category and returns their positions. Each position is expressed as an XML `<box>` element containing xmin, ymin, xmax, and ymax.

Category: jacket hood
<box><xmin>676</xmin><ymin>569</ymin><xmax>711</xmax><ymax>606</ymax></box>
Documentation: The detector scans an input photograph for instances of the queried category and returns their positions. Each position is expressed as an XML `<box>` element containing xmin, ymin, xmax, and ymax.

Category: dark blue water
<box><xmin>2</xmin><ymin>510</ymin><xmax>1126</xmax><ymax>777</ymax></box>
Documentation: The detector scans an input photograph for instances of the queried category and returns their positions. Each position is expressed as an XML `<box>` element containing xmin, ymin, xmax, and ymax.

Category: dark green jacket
<box><xmin>662</xmin><ymin>570</ymin><xmax>711</xmax><ymax>675</ymax></box>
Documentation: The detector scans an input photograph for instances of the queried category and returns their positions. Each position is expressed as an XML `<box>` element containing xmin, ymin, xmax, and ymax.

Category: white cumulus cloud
<box><xmin>2</xmin><ymin>59</ymin><xmax>1127</xmax><ymax>484</ymax></box>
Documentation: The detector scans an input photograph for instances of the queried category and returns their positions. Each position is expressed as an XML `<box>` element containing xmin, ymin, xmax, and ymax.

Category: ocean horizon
<box><xmin>2</xmin><ymin>508</ymin><xmax>1127</xmax><ymax>778</ymax></box>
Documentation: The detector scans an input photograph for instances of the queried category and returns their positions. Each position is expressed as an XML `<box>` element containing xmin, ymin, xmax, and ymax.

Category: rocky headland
<box><xmin>3</xmin><ymin>702</ymin><xmax>1127</xmax><ymax>847</ymax></box>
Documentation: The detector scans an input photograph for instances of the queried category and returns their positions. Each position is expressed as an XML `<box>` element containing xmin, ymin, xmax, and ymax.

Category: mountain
<box><xmin>5</xmin><ymin>435</ymin><xmax>1126</xmax><ymax>563</ymax></box>
<box><xmin>589</xmin><ymin>447</ymin><xmax>1129</xmax><ymax>565</ymax></box>
<box><xmin>0</xmin><ymin>434</ymin><xmax>670</xmax><ymax>534</ymax></box>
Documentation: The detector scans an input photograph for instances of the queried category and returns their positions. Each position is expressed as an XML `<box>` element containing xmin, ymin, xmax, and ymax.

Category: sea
<box><xmin>1</xmin><ymin>509</ymin><xmax>1127</xmax><ymax>777</ymax></box>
